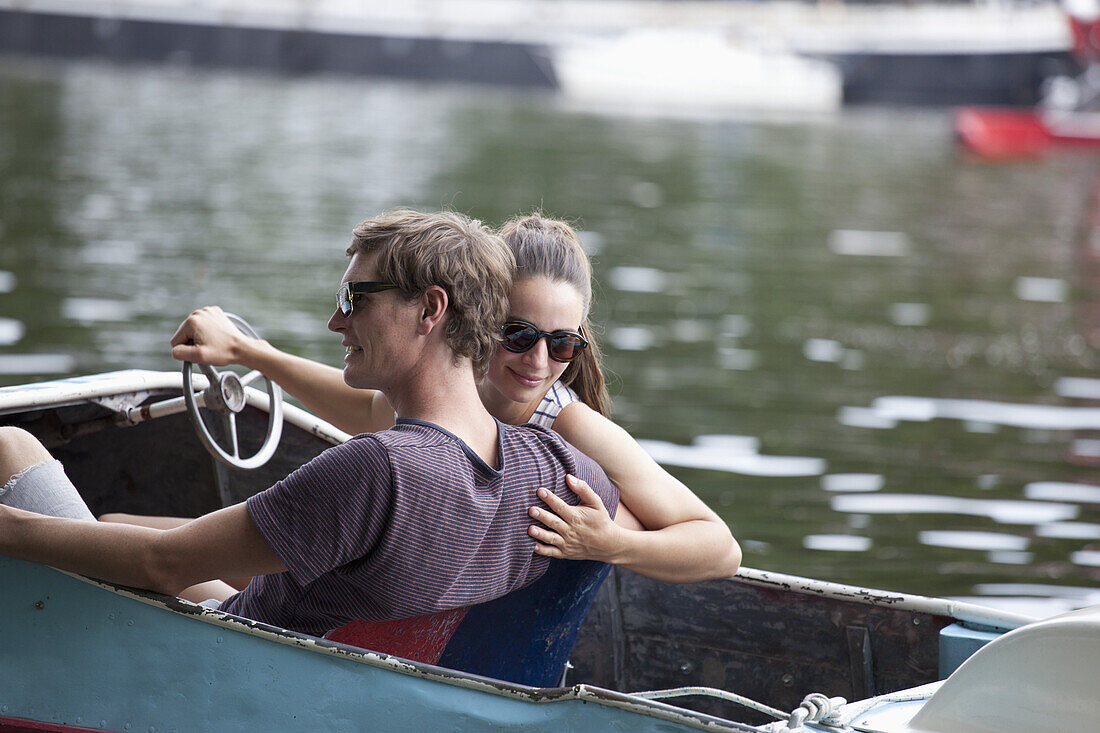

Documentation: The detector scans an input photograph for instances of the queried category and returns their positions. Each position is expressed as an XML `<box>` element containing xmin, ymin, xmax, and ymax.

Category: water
<box><xmin>2</xmin><ymin>58</ymin><xmax>1098</xmax><ymax>616</ymax></box>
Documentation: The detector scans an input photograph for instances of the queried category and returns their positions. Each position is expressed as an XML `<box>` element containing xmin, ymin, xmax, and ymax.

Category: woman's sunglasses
<box><xmin>500</xmin><ymin>320</ymin><xmax>588</xmax><ymax>363</ymax></box>
<box><xmin>336</xmin><ymin>281</ymin><xmax>398</xmax><ymax>317</ymax></box>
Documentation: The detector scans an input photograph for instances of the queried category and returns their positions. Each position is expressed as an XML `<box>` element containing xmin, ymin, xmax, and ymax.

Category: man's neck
<box><xmin>388</xmin><ymin>363</ymin><xmax>499</xmax><ymax>468</ymax></box>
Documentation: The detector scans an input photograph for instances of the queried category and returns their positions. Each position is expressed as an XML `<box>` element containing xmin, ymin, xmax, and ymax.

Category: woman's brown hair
<box><xmin>499</xmin><ymin>214</ymin><xmax>610</xmax><ymax>416</ymax></box>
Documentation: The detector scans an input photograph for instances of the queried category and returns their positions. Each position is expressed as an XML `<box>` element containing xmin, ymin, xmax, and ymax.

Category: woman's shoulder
<box><xmin>547</xmin><ymin>380</ymin><xmax>580</xmax><ymax>405</ymax></box>
<box><xmin>528</xmin><ymin>381</ymin><xmax>581</xmax><ymax>428</ymax></box>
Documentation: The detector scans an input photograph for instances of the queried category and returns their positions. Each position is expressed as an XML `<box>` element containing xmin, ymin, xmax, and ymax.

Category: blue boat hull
<box><xmin>0</xmin><ymin>557</ymin><xmax>736</xmax><ymax>732</ymax></box>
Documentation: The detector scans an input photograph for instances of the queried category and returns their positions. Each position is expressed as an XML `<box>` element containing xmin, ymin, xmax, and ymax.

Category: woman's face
<box><xmin>485</xmin><ymin>276</ymin><xmax>586</xmax><ymax>410</ymax></box>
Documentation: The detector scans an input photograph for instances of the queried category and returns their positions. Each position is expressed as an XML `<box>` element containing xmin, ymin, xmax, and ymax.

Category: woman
<box><xmin>135</xmin><ymin>215</ymin><xmax>739</xmax><ymax>582</ymax></box>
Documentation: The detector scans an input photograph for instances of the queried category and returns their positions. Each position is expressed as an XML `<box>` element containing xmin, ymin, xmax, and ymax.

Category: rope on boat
<box><xmin>819</xmin><ymin>684</ymin><xmax>940</xmax><ymax>728</ymax></box>
<box><xmin>631</xmin><ymin>687</ymin><xmax>853</xmax><ymax>731</ymax></box>
<box><xmin>630</xmin><ymin>686</ymin><xmax>791</xmax><ymax>720</ymax></box>
<box><xmin>632</xmin><ymin>684</ymin><xmax>939</xmax><ymax>731</ymax></box>
<box><xmin>775</xmin><ymin>693</ymin><xmax>847</xmax><ymax>731</ymax></box>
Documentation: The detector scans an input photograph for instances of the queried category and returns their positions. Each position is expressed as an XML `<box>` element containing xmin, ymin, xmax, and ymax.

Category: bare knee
<box><xmin>0</xmin><ymin>426</ymin><xmax>54</xmax><ymax>485</ymax></box>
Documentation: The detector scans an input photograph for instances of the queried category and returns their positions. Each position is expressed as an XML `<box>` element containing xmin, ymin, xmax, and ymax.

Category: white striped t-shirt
<box><xmin>528</xmin><ymin>381</ymin><xmax>579</xmax><ymax>428</ymax></box>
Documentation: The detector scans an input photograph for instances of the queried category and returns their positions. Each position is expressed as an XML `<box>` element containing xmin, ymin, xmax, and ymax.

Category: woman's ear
<box><xmin>418</xmin><ymin>286</ymin><xmax>448</xmax><ymax>335</ymax></box>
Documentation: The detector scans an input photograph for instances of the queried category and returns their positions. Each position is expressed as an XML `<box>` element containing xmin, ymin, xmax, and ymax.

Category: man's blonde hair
<box><xmin>347</xmin><ymin>209</ymin><xmax>514</xmax><ymax>374</ymax></box>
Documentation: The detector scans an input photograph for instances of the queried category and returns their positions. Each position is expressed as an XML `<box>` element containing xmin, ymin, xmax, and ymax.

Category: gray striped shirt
<box><xmin>220</xmin><ymin>418</ymin><xmax>617</xmax><ymax>636</ymax></box>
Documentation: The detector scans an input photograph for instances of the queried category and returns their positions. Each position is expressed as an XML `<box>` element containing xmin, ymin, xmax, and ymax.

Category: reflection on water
<box><xmin>827</xmin><ymin>229</ymin><xmax>911</xmax><ymax>257</ymax></box>
<box><xmin>1</xmin><ymin>58</ymin><xmax>1099</xmax><ymax>614</ymax></box>
<box><xmin>637</xmin><ymin>435</ymin><xmax>825</xmax><ymax>477</ymax></box>
<box><xmin>820</xmin><ymin>473</ymin><xmax>884</xmax><ymax>492</ymax></box>
<box><xmin>61</xmin><ymin>297</ymin><xmax>133</xmax><ymax>323</ymax></box>
<box><xmin>1024</xmin><ymin>481</ymin><xmax>1100</xmax><ymax>502</ymax></box>
<box><xmin>1014</xmin><ymin>276</ymin><xmax>1068</xmax><ymax>303</ymax></box>
<box><xmin>0</xmin><ymin>317</ymin><xmax>23</xmax><ymax>345</ymax></box>
<box><xmin>1073</xmin><ymin>550</ymin><xmax>1100</xmax><ymax>566</ymax></box>
<box><xmin>860</xmin><ymin>395</ymin><xmax>1100</xmax><ymax>430</ymax></box>
<box><xmin>1036</xmin><ymin>522</ymin><xmax>1100</xmax><ymax>539</ymax></box>
<box><xmin>803</xmin><ymin>534</ymin><xmax>873</xmax><ymax>552</ymax></box>
<box><xmin>0</xmin><ymin>354</ymin><xmax>77</xmax><ymax>375</ymax></box>
<box><xmin>919</xmin><ymin>530</ymin><xmax>1030</xmax><ymax>552</ymax></box>
<box><xmin>832</xmin><ymin>493</ymin><xmax>1078</xmax><ymax>524</ymax></box>
<box><xmin>1056</xmin><ymin>376</ymin><xmax>1100</xmax><ymax>399</ymax></box>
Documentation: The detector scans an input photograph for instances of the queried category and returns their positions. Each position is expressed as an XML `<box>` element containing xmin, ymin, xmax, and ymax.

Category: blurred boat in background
<box><xmin>954</xmin><ymin>0</ymin><xmax>1100</xmax><ymax>157</ymax></box>
<box><xmin>954</xmin><ymin>106</ymin><xmax>1100</xmax><ymax>158</ymax></box>
<box><xmin>0</xmin><ymin>0</ymin><xmax>1077</xmax><ymax>108</ymax></box>
<box><xmin>551</xmin><ymin>29</ymin><xmax>842</xmax><ymax>116</ymax></box>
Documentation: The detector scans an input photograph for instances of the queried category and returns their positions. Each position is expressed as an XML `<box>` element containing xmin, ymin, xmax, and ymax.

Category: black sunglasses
<box><xmin>336</xmin><ymin>281</ymin><xmax>398</xmax><ymax>316</ymax></box>
<box><xmin>500</xmin><ymin>320</ymin><xmax>589</xmax><ymax>363</ymax></box>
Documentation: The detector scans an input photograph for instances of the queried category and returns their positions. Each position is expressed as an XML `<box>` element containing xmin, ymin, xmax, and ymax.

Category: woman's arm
<box><xmin>170</xmin><ymin>307</ymin><xmax>395</xmax><ymax>435</ymax></box>
<box><xmin>535</xmin><ymin>402</ymin><xmax>741</xmax><ymax>583</ymax></box>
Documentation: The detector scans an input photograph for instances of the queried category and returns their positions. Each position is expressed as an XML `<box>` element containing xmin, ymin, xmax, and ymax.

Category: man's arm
<box><xmin>0</xmin><ymin>502</ymin><xmax>286</xmax><ymax>596</ymax></box>
<box><xmin>171</xmin><ymin>306</ymin><xmax>395</xmax><ymax>434</ymax></box>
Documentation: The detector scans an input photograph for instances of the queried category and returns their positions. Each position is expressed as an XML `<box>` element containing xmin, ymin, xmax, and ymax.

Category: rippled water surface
<box><xmin>2</xmin><ymin>59</ymin><xmax>1099</xmax><ymax>615</ymax></box>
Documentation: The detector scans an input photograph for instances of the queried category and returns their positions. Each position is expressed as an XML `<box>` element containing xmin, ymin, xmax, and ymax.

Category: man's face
<box><xmin>327</xmin><ymin>252</ymin><xmax>412</xmax><ymax>390</ymax></box>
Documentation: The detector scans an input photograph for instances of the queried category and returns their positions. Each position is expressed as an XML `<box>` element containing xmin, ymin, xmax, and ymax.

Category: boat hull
<box><xmin>0</xmin><ymin>557</ymin><xmax>743</xmax><ymax>733</ymax></box>
<box><xmin>954</xmin><ymin>106</ymin><xmax>1100</xmax><ymax>158</ymax></box>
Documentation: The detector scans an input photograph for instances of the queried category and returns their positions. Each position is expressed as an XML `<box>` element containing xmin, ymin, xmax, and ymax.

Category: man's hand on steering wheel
<box><xmin>171</xmin><ymin>306</ymin><xmax>253</xmax><ymax>368</ymax></box>
<box><xmin>177</xmin><ymin>311</ymin><xmax>284</xmax><ymax>471</ymax></box>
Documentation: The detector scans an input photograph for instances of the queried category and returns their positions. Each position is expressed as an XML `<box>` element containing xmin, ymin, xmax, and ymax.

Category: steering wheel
<box><xmin>182</xmin><ymin>313</ymin><xmax>284</xmax><ymax>470</ymax></box>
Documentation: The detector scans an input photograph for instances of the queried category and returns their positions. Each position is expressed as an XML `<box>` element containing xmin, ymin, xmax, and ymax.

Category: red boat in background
<box><xmin>954</xmin><ymin>106</ymin><xmax>1100</xmax><ymax>158</ymax></box>
<box><xmin>955</xmin><ymin>0</ymin><xmax>1100</xmax><ymax>159</ymax></box>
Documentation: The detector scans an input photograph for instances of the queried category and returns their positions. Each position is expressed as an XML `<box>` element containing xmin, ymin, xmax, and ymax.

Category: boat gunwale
<box><xmin>0</xmin><ymin>369</ymin><xmax>351</xmax><ymax>444</ymax></box>
<box><xmin>732</xmin><ymin>568</ymin><xmax>1036</xmax><ymax>631</ymax></box>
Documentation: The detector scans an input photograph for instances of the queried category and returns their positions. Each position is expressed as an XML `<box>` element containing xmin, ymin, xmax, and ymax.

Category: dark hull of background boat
<box><xmin>832</xmin><ymin>50</ymin><xmax>1078</xmax><ymax>107</ymax></box>
<box><xmin>0</xmin><ymin>7</ymin><xmax>1077</xmax><ymax>106</ymax></box>
<box><xmin>0</xmin><ymin>8</ymin><xmax>558</xmax><ymax>88</ymax></box>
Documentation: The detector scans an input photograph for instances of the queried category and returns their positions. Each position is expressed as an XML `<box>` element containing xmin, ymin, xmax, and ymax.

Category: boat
<box><xmin>550</xmin><ymin>29</ymin><xmax>842</xmax><ymax>116</ymax></box>
<box><xmin>953</xmin><ymin>105</ymin><xmax>1100</xmax><ymax>158</ymax></box>
<box><xmin>0</xmin><ymin>0</ymin><xmax>1077</xmax><ymax>107</ymax></box>
<box><xmin>953</xmin><ymin>1</ymin><xmax>1100</xmax><ymax>158</ymax></box>
<box><xmin>0</xmin><ymin>351</ymin><xmax>1096</xmax><ymax>731</ymax></box>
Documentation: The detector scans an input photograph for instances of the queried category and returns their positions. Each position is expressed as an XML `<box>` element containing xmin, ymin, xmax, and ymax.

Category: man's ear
<box><xmin>417</xmin><ymin>286</ymin><xmax>448</xmax><ymax>335</ymax></box>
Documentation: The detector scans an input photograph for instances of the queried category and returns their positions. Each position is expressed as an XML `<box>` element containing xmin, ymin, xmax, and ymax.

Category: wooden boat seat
<box><xmin>325</xmin><ymin>558</ymin><xmax>611</xmax><ymax>687</ymax></box>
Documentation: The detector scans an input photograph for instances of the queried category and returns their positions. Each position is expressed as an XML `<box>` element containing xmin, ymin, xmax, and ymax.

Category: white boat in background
<box><xmin>551</xmin><ymin>29</ymin><xmax>843</xmax><ymax>117</ymax></box>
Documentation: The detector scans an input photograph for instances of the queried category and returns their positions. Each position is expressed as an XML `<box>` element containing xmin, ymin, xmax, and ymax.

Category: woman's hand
<box><xmin>528</xmin><ymin>474</ymin><xmax>626</xmax><ymax>563</ymax></box>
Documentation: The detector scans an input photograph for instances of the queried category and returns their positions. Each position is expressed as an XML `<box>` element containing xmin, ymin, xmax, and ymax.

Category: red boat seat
<box><xmin>324</xmin><ymin>606</ymin><xmax>469</xmax><ymax>665</ymax></box>
<box><xmin>324</xmin><ymin>558</ymin><xmax>611</xmax><ymax>687</ymax></box>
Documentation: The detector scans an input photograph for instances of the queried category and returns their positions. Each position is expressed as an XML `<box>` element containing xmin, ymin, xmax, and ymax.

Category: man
<box><xmin>0</xmin><ymin>209</ymin><xmax>619</xmax><ymax>637</ymax></box>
